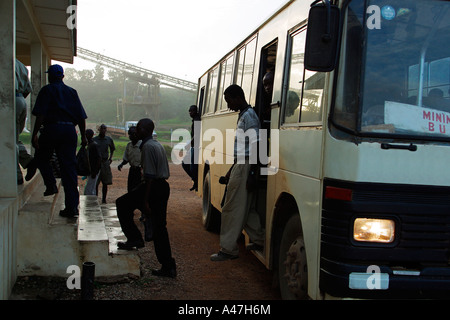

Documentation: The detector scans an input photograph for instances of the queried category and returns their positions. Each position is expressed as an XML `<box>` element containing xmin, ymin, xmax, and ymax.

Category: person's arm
<box><xmin>108</xmin><ymin>139</ymin><xmax>115</xmax><ymax>164</ymax></box>
<box><xmin>31</xmin><ymin>87</ymin><xmax>48</xmax><ymax>150</ymax></box>
<box><xmin>118</xmin><ymin>160</ymin><xmax>128</xmax><ymax>171</ymax></box>
<box><xmin>109</xmin><ymin>150</ymin><xmax>114</xmax><ymax>164</ymax></box>
<box><xmin>31</xmin><ymin>115</ymin><xmax>45</xmax><ymax>150</ymax></box>
<box><xmin>118</xmin><ymin>158</ymin><xmax>128</xmax><ymax>171</ymax></box>
<box><xmin>79</xmin><ymin>118</ymin><xmax>87</xmax><ymax>146</ymax></box>
<box><xmin>118</xmin><ymin>144</ymin><xmax>130</xmax><ymax>171</ymax></box>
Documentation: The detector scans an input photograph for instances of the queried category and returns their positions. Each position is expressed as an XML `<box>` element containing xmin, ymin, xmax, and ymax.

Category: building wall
<box><xmin>0</xmin><ymin>0</ymin><xmax>18</xmax><ymax>300</ymax></box>
<box><xmin>0</xmin><ymin>0</ymin><xmax>71</xmax><ymax>299</ymax></box>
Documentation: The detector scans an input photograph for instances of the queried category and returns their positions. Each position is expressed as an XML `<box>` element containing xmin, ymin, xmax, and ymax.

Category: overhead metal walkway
<box><xmin>77</xmin><ymin>47</ymin><xmax>198</xmax><ymax>92</ymax></box>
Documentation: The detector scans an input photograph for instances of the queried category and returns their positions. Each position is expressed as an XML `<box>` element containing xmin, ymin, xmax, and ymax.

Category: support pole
<box><xmin>81</xmin><ymin>261</ymin><xmax>95</xmax><ymax>300</ymax></box>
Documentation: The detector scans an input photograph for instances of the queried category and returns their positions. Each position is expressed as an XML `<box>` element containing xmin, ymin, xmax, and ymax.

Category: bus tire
<box><xmin>278</xmin><ymin>214</ymin><xmax>308</xmax><ymax>300</ymax></box>
<box><xmin>202</xmin><ymin>171</ymin><xmax>220</xmax><ymax>232</ymax></box>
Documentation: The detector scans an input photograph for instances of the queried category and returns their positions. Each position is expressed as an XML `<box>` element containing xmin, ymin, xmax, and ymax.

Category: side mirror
<box><xmin>304</xmin><ymin>0</ymin><xmax>340</xmax><ymax>72</ymax></box>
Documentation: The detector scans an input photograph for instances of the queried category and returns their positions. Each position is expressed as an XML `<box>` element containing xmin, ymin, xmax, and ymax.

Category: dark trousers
<box><xmin>181</xmin><ymin>147</ymin><xmax>198</xmax><ymax>184</ymax></box>
<box><xmin>127</xmin><ymin>166</ymin><xmax>142</xmax><ymax>192</ymax></box>
<box><xmin>35</xmin><ymin>124</ymin><xmax>79</xmax><ymax>210</ymax></box>
<box><xmin>116</xmin><ymin>179</ymin><xmax>175</xmax><ymax>269</ymax></box>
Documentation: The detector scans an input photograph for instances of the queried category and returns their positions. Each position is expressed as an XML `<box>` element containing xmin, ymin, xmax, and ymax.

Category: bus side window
<box><xmin>237</xmin><ymin>37</ymin><xmax>257</xmax><ymax>103</ymax></box>
<box><xmin>205</xmin><ymin>67</ymin><xmax>220</xmax><ymax>114</ymax></box>
<box><xmin>283</xmin><ymin>28</ymin><xmax>325</xmax><ymax>125</ymax></box>
<box><xmin>219</xmin><ymin>54</ymin><xmax>235</xmax><ymax>111</ymax></box>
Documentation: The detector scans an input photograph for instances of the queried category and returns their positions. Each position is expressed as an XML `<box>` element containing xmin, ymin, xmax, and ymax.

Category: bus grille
<box><xmin>321</xmin><ymin>179</ymin><xmax>450</xmax><ymax>266</ymax></box>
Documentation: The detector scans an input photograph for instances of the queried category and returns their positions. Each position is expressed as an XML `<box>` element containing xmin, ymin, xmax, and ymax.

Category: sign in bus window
<box><xmin>363</xmin><ymin>101</ymin><xmax>450</xmax><ymax>137</ymax></box>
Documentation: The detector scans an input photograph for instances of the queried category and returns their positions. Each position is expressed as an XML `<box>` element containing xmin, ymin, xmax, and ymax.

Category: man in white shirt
<box><xmin>210</xmin><ymin>85</ymin><xmax>265</xmax><ymax>261</ymax></box>
<box><xmin>116</xmin><ymin>118</ymin><xmax>176</xmax><ymax>278</ymax></box>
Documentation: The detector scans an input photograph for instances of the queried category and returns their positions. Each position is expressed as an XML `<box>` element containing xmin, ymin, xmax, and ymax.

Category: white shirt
<box><xmin>234</xmin><ymin>106</ymin><xmax>260</xmax><ymax>161</ymax></box>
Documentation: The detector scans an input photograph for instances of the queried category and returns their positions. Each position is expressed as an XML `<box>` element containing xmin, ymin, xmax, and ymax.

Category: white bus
<box><xmin>195</xmin><ymin>0</ymin><xmax>450</xmax><ymax>299</ymax></box>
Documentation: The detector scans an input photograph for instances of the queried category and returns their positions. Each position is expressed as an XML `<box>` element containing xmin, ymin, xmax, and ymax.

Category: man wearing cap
<box><xmin>31</xmin><ymin>64</ymin><xmax>88</xmax><ymax>218</ymax></box>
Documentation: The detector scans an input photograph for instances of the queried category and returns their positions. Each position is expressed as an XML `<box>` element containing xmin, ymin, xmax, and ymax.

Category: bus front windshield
<box><xmin>333</xmin><ymin>0</ymin><xmax>450</xmax><ymax>140</ymax></box>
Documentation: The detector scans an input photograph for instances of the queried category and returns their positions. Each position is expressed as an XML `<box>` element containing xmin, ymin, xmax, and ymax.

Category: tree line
<box><xmin>63</xmin><ymin>65</ymin><xmax>196</xmax><ymax>126</ymax></box>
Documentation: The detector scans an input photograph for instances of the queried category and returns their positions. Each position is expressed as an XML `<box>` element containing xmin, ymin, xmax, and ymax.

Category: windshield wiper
<box><xmin>381</xmin><ymin>143</ymin><xmax>417</xmax><ymax>151</ymax></box>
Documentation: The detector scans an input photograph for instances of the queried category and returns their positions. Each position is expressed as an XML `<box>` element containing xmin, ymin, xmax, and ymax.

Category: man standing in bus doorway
<box><xmin>94</xmin><ymin>124</ymin><xmax>115</xmax><ymax>204</ymax></box>
<box><xmin>210</xmin><ymin>84</ymin><xmax>265</xmax><ymax>261</ymax></box>
<box><xmin>261</xmin><ymin>71</ymin><xmax>274</xmax><ymax>133</ymax></box>
<box><xmin>181</xmin><ymin>105</ymin><xmax>201</xmax><ymax>191</ymax></box>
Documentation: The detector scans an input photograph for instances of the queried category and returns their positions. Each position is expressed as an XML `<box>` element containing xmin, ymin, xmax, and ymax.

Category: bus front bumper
<box><xmin>320</xmin><ymin>258</ymin><xmax>450</xmax><ymax>299</ymax></box>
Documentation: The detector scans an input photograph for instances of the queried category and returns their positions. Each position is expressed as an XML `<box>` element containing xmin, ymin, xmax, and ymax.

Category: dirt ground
<box><xmin>11</xmin><ymin>161</ymin><xmax>281</xmax><ymax>300</ymax></box>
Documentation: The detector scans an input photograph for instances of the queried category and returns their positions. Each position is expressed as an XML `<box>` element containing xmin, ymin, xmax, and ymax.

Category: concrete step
<box><xmin>17</xmin><ymin>176</ymin><xmax>140</xmax><ymax>279</ymax></box>
<box><xmin>100</xmin><ymin>203</ymin><xmax>128</xmax><ymax>255</ymax></box>
<box><xmin>17</xmin><ymin>178</ymin><xmax>79</xmax><ymax>277</ymax></box>
<box><xmin>77</xmin><ymin>195</ymin><xmax>108</xmax><ymax>242</ymax></box>
<box><xmin>76</xmin><ymin>196</ymin><xmax>141</xmax><ymax>279</ymax></box>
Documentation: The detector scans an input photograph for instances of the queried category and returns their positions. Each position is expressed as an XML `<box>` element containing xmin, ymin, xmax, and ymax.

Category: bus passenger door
<box><xmin>255</xmin><ymin>41</ymin><xmax>278</xmax><ymax>225</ymax></box>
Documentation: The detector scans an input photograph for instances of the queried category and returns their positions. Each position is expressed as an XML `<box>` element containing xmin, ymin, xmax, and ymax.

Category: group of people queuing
<box><xmin>15</xmin><ymin>61</ymin><xmax>268</xmax><ymax>280</ymax></box>
<box><xmin>16</xmin><ymin>63</ymin><xmax>176</xmax><ymax>278</ymax></box>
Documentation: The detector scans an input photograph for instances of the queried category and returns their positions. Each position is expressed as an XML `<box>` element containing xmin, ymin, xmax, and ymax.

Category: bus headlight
<box><xmin>353</xmin><ymin>218</ymin><xmax>395</xmax><ymax>243</ymax></box>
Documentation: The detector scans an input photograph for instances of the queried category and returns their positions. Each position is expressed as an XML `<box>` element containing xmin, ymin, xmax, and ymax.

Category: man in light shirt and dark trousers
<box><xmin>118</xmin><ymin>126</ymin><xmax>142</xmax><ymax>192</ymax></box>
<box><xmin>210</xmin><ymin>84</ymin><xmax>265</xmax><ymax>262</ymax></box>
<box><xmin>116</xmin><ymin>118</ymin><xmax>176</xmax><ymax>278</ymax></box>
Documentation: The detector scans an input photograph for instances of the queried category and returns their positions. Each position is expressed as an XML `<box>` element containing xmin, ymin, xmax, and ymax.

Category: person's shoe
<box><xmin>210</xmin><ymin>251</ymin><xmax>238</xmax><ymax>262</ymax></box>
<box><xmin>152</xmin><ymin>267</ymin><xmax>177</xmax><ymax>278</ymax></box>
<box><xmin>25</xmin><ymin>159</ymin><xmax>37</xmax><ymax>181</ymax></box>
<box><xmin>246</xmin><ymin>243</ymin><xmax>263</xmax><ymax>251</ymax></box>
<box><xmin>117</xmin><ymin>240</ymin><xmax>144</xmax><ymax>250</ymax></box>
<box><xmin>44</xmin><ymin>185</ymin><xmax>58</xmax><ymax>196</ymax></box>
<box><xmin>189</xmin><ymin>182</ymin><xmax>198</xmax><ymax>191</ymax></box>
<box><xmin>59</xmin><ymin>208</ymin><xmax>79</xmax><ymax>218</ymax></box>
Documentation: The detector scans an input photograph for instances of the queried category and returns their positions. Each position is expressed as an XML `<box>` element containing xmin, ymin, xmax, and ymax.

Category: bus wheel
<box><xmin>278</xmin><ymin>214</ymin><xmax>308</xmax><ymax>300</ymax></box>
<box><xmin>202</xmin><ymin>171</ymin><xmax>220</xmax><ymax>232</ymax></box>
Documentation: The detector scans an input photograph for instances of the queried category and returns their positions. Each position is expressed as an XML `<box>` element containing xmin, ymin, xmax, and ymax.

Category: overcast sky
<box><xmin>59</xmin><ymin>0</ymin><xmax>289</xmax><ymax>82</ymax></box>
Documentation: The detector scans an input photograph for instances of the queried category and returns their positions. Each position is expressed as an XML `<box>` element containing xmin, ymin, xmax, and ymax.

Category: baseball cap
<box><xmin>46</xmin><ymin>64</ymin><xmax>64</xmax><ymax>77</ymax></box>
